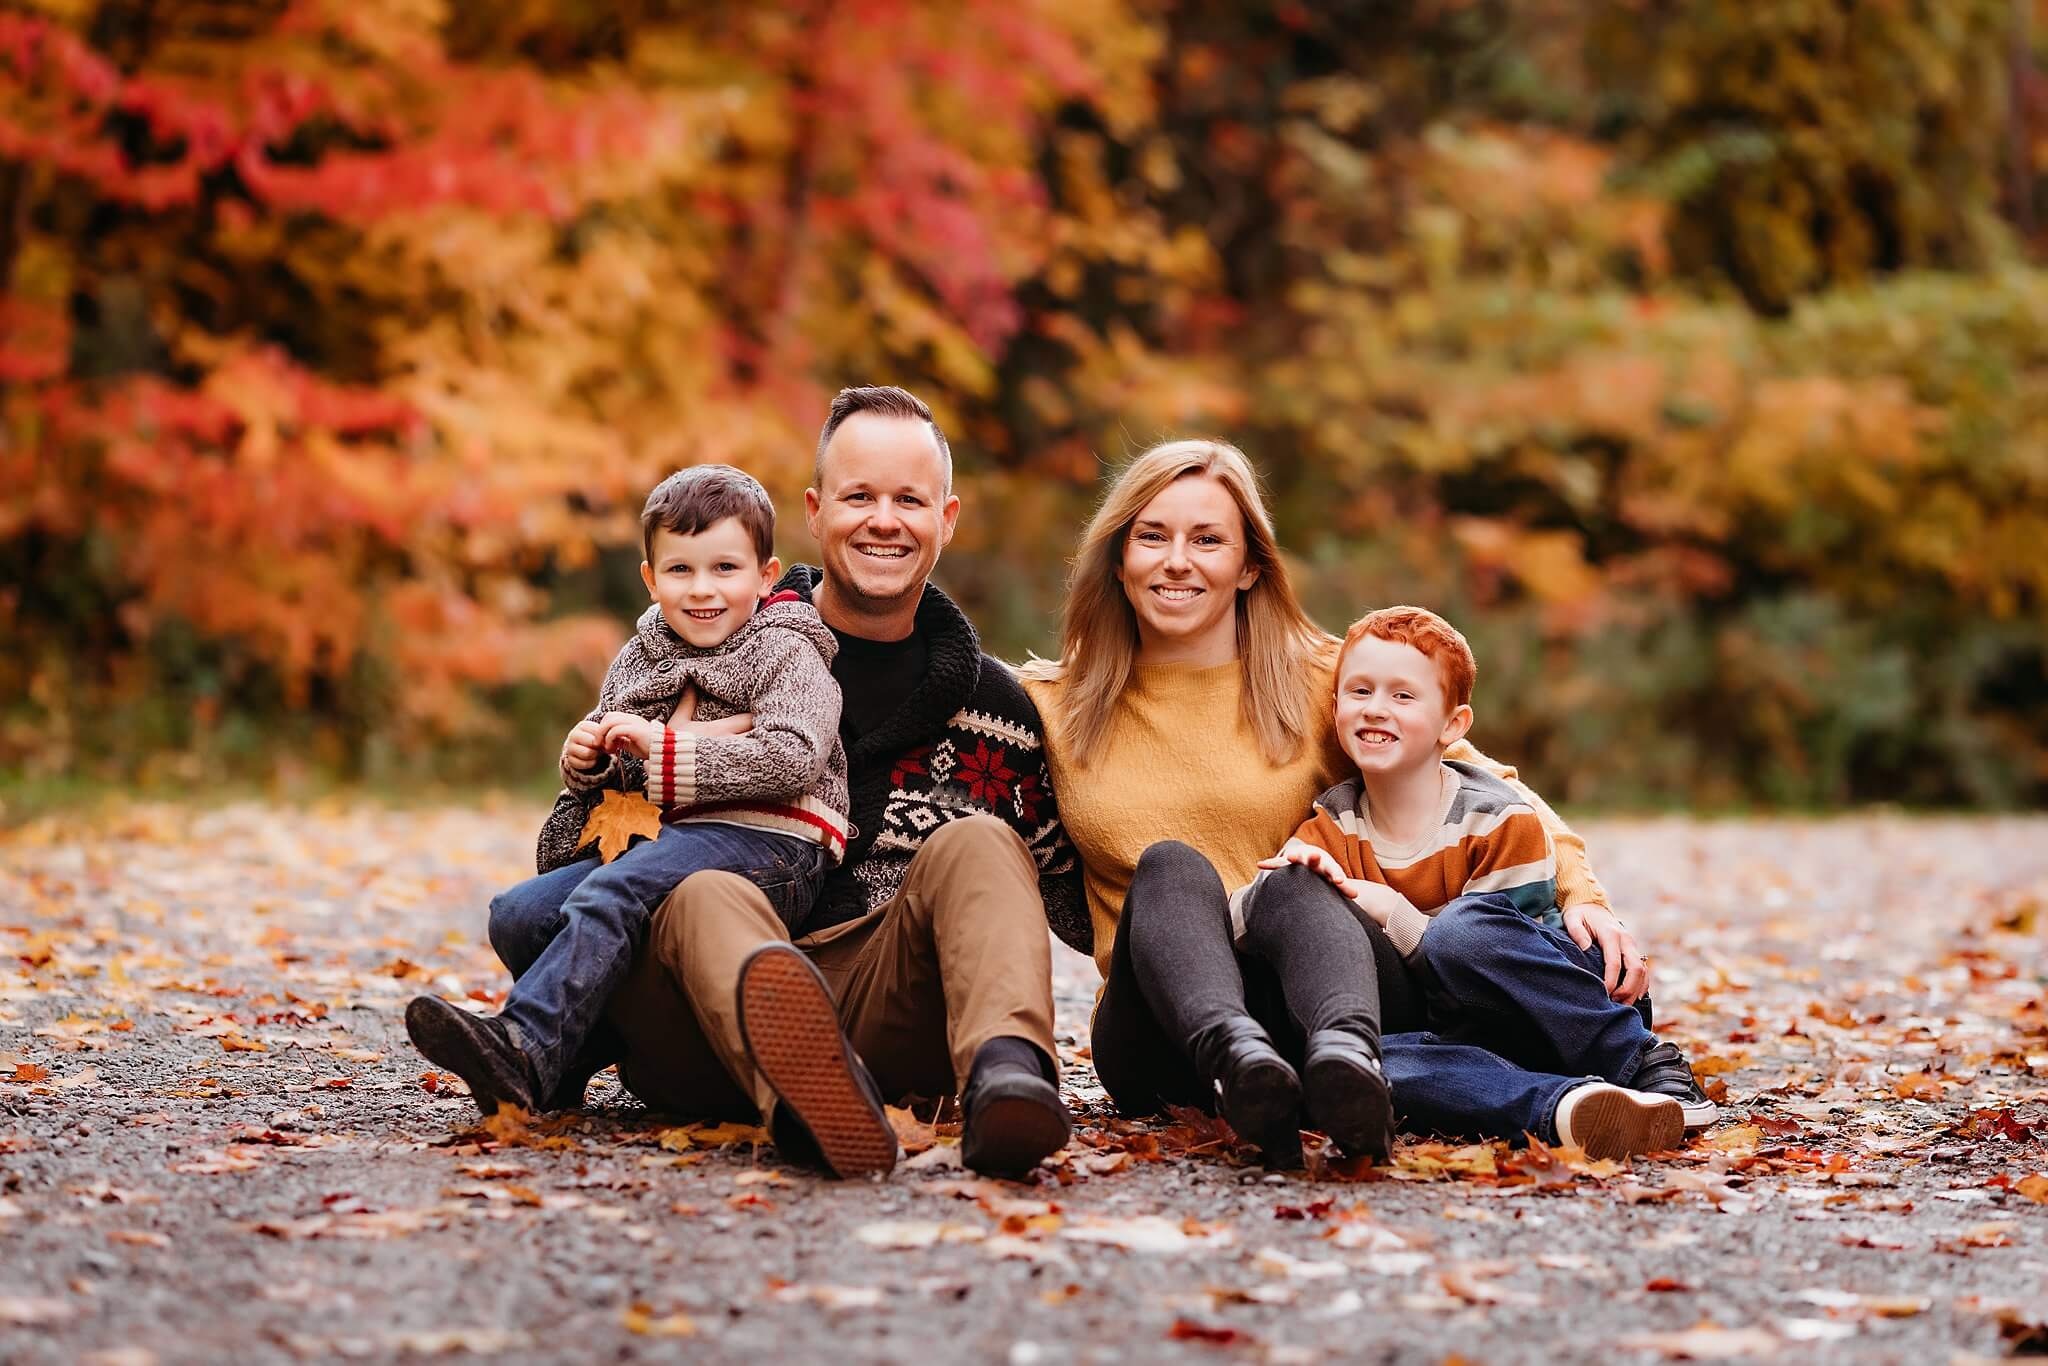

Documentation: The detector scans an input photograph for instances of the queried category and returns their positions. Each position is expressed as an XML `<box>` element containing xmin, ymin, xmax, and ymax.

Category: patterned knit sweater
<box><xmin>775</xmin><ymin>566</ymin><xmax>1090</xmax><ymax>950</ymax></box>
<box><xmin>1230</xmin><ymin>761</ymin><xmax>1561</xmax><ymax>962</ymax></box>
<box><xmin>535</xmin><ymin>594</ymin><xmax>850</xmax><ymax>874</ymax></box>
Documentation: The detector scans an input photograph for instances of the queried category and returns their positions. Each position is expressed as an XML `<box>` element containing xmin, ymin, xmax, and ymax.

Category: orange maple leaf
<box><xmin>576</xmin><ymin>791</ymin><xmax>663</xmax><ymax>863</ymax></box>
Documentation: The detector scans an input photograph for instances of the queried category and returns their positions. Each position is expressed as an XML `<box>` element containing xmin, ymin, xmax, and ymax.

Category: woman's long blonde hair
<box><xmin>1021</xmin><ymin>439</ymin><xmax>1330</xmax><ymax>766</ymax></box>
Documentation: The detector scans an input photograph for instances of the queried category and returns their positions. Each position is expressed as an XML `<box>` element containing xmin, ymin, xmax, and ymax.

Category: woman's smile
<box><xmin>1118</xmin><ymin>473</ymin><xmax>1259</xmax><ymax>665</ymax></box>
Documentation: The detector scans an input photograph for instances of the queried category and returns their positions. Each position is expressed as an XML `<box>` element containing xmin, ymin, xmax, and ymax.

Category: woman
<box><xmin>1020</xmin><ymin>439</ymin><xmax>1641</xmax><ymax>1166</ymax></box>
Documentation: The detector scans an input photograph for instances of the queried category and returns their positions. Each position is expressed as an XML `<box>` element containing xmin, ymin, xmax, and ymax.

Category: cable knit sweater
<box><xmin>535</xmin><ymin>594</ymin><xmax>850</xmax><ymax>874</ymax></box>
<box><xmin>1022</xmin><ymin>638</ymin><xmax>1611</xmax><ymax>981</ymax></box>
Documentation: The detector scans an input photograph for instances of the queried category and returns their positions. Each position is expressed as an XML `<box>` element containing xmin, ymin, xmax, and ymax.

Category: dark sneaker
<box><xmin>1626</xmin><ymin>1039</ymin><xmax>1719</xmax><ymax>1129</ymax></box>
<box><xmin>1554</xmin><ymin>1082</ymin><xmax>1683</xmax><ymax>1160</ymax></box>
<box><xmin>960</xmin><ymin>1055</ymin><xmax>1071</xmax><ymax>1177</ymax></box>
<box><xmin>404</xmin><ymin>995</ymin><xmax>538</xmax><ymax>1117</ymax></box>
<box><xmin>1302</xmin><ymin>1029</ymin><xmax>1396</xmax><ymax>1162</ymax></box>
<box><xmin>736</xmin><ymin>944</ymin><xmax>898</xmax><ymax>1179</ymax></box>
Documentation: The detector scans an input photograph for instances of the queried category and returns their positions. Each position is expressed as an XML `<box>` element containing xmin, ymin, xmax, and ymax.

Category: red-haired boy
<box><xmin>1233</xmin><ymin>606</ymin><xmax>1713</xmax><ymax>1160</ymax></box>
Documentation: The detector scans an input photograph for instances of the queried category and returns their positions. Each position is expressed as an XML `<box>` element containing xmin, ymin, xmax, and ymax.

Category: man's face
<box><xmin>805</xmin><ymin>414</ymin><xmax>960</xmax><ymax>611</ymax></box>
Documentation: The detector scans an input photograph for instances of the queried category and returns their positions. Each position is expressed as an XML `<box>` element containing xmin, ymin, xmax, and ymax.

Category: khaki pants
<box><xmin>607</xmin><ymin>813</ymin><xmax>1056</xmax><ymax>1120</ymax></box>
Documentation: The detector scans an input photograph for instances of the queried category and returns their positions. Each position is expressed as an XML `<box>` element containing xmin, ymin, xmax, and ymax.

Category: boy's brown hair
<box><xmin>1341</xmin><ymin>605</ymin><xmax>1477</xmax><ymax>710</ymax></box>
<box><xmin>641</xmin><ymin>464</ymin><xmax>776</xmax><ymax>565</ymax></box>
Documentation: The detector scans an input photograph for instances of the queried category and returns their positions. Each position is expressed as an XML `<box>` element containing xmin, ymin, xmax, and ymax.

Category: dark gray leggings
<box><xmin>1091</xmin><ymin>840</ymin><xmax>1421</xmax><ymax>1116</ymax></box>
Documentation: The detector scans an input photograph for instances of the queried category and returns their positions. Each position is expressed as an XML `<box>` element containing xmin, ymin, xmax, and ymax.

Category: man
<box><xmin>522</xmin><ymin>385</ymin><xmax>1092</xmax><ymax>1178</ymax></box>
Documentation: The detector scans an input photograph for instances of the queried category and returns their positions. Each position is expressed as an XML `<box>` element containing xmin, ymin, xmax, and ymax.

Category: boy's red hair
<box><xmin>1341</xmin><ymin>606</ymin><xmax>1476</xmax><ymax>710</ymax></box>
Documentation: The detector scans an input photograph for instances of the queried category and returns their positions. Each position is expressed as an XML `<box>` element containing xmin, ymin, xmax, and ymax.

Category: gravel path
<box><xmin>3</xmin><ymin>806</ymin><xmax>2046</xmax><ymax>1364</ymax></box>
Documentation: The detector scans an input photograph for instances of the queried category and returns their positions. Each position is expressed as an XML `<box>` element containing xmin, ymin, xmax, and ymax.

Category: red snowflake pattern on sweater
<box><xmin>957</xmin><ymin>739</ymin><xmax>1016</xmax><ymax>805</ymax></box>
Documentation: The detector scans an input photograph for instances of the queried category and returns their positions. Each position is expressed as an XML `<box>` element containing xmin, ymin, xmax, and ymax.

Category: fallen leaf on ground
<box><xmin>622</xmin><ymin>1304</ymin><xmax>695</xmax><ymax>1337</ymax></box>
<box><xmin>1616</xmin><ymin>1324</ymin><xmax>1780</xmax><ymax>1359</ymax></box>
<box><xmin>1167</xmin><ymin>1319</ymin><xmax>1251</xmax><ymax>1346</ymax></box>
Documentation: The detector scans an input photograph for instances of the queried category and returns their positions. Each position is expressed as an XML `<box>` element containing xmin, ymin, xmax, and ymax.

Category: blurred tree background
<box><xmin>4</xmin><ymin>0</ymin><xmax>2045</xmax><ymax>807</ymax></box>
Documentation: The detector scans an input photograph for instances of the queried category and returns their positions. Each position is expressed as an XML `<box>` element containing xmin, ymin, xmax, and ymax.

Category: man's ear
<box><xmin>1441</xmin><ymin>703</ymin><xmax>1474</xmax><ymax>748</ymax></box>
<box><xmin>758</xmin><ymin>556</ymin><xmax>782</xmax><ymax>596</ymax></box>
<box><xmin>803</xmin><ymin>487</ymin><xmax>823</xmax><ymax>546</ymax></box>
<box><xmin>937</xmin><ymin>492</ymin><xmax>961</xmax><ymax>550</ymax></box>
<box><xmin>640</xmin><ymin>560</ymin><xmax>657</xmax><ymax>599</ymax></box>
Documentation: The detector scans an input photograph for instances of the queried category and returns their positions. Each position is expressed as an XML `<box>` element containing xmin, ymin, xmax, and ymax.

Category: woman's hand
<box><xmin>596</xmin><ymin>711</ymin><xmax>664</xmax><ymax>761</ymax></box>
<box><xmin>1562</xmin><ymin>903</ymin><xmax>1648</xmax><ymax>1004</ymax></box>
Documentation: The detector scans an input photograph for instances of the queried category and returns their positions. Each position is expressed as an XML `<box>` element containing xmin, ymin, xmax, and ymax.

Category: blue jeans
<box><xmin>489</xmin><ymin>823</ymin><xmax>827</xmax><ymax>1094</ymax></box>
<box><xmin>1380</xmin><ymin>1032</ymin><xmax>1586</xmax><ymax>1142</ymax></box>
<box><xmin>1417</xmin><ymin>893</ymin><xmax>1654</xmax><ymax>1084</ymax></box>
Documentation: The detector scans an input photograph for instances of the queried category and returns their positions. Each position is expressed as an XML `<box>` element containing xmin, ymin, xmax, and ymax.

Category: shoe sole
<box><xmin>404</xmin><ymin>996</ymin><xmax>530</xmax><ymax>1116</ymax></box>
<box><xmin>737</xmin><ymin>946</ymin><xmax>897</xmax><ymax>1180</ymax></box>
<box><xmin>1563</xmin><ymin>1088</ymin><xmax>1684</xmax><ymax>1161</ymax></box>
<box><xmin>1223</xmin><ymin>1055</ymin><xmax>1303</xmax><ymax>1168</ymax></box>
<box><xmin>1304</xmin><ymin>1054</ymin><xmax>1395</xmax><ymax>1161</ymax></box>
<box><xmin>962</xmin><ymin>1086</ymin><xmax>1072</xmax><ymax>1177</ymax></box>
<box><xmin>1679</xmin><ymin>1096</ymin><xmax>1720</xmax><ymax>1129</ymax></box>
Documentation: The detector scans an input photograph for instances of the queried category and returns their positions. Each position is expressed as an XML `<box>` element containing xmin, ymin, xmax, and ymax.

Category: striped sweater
<box><xmin>1231</xmin><ymin>760</ymin><xmax>1560</xmax><ymax>961</ymax></box>
<box><xmin>535</xmin><ymin>594</ymin><xmax>851</xmax><ymax>873</ymax></box>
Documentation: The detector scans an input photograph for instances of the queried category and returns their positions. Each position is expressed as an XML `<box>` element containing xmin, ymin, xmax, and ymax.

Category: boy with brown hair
<box><xmin>405</xmin><ymin>465</ymin><xmax>863</xmax><ymax>1141</ymax></box>
<box><xmin>1235</xmin><ymin>605</ymin><xmax>1713</xmax><ymax>1160</ymax></box>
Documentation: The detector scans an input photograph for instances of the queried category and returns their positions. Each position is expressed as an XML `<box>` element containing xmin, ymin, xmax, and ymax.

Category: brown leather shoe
<box><xmin>736</xmin><ymin>944</ymin><xmax>898</xmax><ymax>1179</ymax></box>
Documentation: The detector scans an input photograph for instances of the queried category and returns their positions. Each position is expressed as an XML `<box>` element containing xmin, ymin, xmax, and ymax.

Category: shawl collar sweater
<box><xmin>777</xmin><ymin>565</ymin><xmax>1088</xmax><ymax>947</ymax></box>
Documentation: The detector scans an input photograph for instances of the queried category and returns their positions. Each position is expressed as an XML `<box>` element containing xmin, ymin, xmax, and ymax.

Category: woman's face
<box><xmin>1117</xmin><ymin>473</ymin><xmax>1259</xmax><ymax>665</ymax></box>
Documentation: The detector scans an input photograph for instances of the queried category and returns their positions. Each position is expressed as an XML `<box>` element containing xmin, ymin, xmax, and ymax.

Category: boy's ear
<box><xmin>758</xmin><ymin>556</ymin><xmax>782</xmax><ymax>596</ymax></box>
<box><xmin>639</xmin><ymin>560</ymin><xmax>657</xmax><ymax>599</ymax></box>
<box><xmin>1440</xmin><ymin>703</ymin><xmax>1473</xmax><ymax>749</ymax></box>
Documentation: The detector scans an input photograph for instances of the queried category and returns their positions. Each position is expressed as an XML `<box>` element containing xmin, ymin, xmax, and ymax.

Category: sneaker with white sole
<box><xmin>1625</xmin><ymin>1039</ymin><xmax>1720</xmax><ymax>1129</ymax></box>
<box><xmin>1553</xmin><ymin>1082</ymin><xmax>1684</xmax><ymax>1160</ymax></box>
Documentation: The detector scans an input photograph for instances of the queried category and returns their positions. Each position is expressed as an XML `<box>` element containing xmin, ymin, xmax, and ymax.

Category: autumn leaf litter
<box><xmin>2</xmin><ymin>806</ymin><xmax>2047</xmax><ymax>1362</ymax></box>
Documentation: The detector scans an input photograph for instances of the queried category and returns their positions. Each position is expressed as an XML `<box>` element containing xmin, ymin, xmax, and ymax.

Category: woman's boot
<box><xmin>1190</xmin><ymin>1016</ymin><xmax>1303</xmax><ymax>1168</ymax></box>
<box><xmin>1302</xmin><ymin>1029</ymin><xmax>1395</xmax><ymax>1161</ymax></box>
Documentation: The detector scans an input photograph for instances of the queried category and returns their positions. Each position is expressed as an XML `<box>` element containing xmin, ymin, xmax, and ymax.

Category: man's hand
<box><xmin>562</xmin><ymin>717</ymin><xmax>608</xmax><ymax>773</ymax></box>
<box><xmin>596</xmin><ymin>711</ymin><xmax>664</xmax><ymax>761</ymax></box>
<box><xmin>675</xmin><ymin>712</ymin><xmax>753</xmax><ymax>738</ymax></box>
<box><xmin>1562</xmin><ymin>903</ymin><xmax>1647</xmax><ymax>1004</ymax></box>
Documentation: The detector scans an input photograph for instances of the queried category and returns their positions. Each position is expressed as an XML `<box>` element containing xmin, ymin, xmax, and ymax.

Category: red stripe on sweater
<box><xmin>666</xmin><ymin>800</ymin><xmax>847</xmax><ymax>853</ymax></box>
<box><xmin>661</xmin><ymin>728</ymin><xmax>677</xmax><ymax>806</ymax></box>
<box><xmin>761</xmin><ymin>590</ymin><xmax>802</xmax><ymax>607</ymax></box>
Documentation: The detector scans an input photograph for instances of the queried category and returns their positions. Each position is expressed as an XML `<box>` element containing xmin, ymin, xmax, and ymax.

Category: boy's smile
<box><xmin>1335</xmin><ymin>634</ymin><xmax>1470</xmax><ymax>774</ymax></box>
<box><xmin>640</xmin><ymin>517</ymin><xmax>780</xmax><ymax>649</ymax></box>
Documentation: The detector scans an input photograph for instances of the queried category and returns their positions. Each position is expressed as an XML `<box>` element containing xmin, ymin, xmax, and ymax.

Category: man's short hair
<box><xmin>1341</xmin><ymin>605</ymin><xmax>1478</xmax><ymax>710</ymax></box>
<box><xmin>641</xmin><ymin>464</ymin><xmax>776</xmax><ymax>565</ymax></box>
<box><xmin>813</xmin><ymin>385</ymin><xmax>953</xmax><ymax>494</ymax></box>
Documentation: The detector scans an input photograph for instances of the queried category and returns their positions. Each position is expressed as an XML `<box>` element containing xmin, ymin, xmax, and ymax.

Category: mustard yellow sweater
<box><xmin>1022</xmin><ymin>645</ymin><xmax>1610</xmax><ymax>981</ymax></box>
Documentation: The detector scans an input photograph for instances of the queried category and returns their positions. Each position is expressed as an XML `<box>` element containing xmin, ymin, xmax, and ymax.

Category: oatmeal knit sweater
<box><xmin>1022</xmin><ymin>639</ymin><xmax>1611</xmax><ymax>981</ymax></box>
<box><xmin>535</xmin><ymin>595</ymin><xmax>850</xmax><ymax>873</ymax></box>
